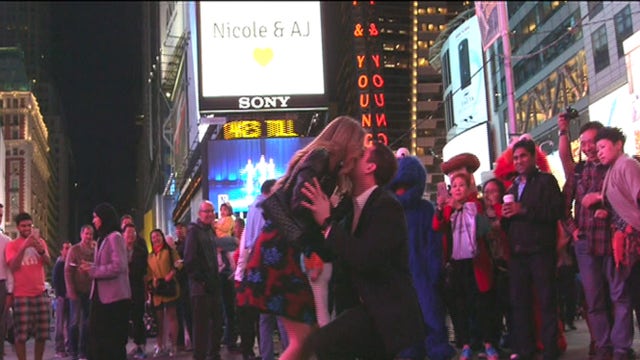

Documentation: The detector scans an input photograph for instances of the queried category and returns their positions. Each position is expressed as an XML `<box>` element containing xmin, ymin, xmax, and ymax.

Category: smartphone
<box><xmin>458</xmin><ymin>39</ymin><xmax>471</xmax><ymax>89</ymax></box>
<box><xmin>437</xmin><ymin>182</ymin><xmax>450</xmax><ymax>198</ymax></box>
<box><xmin>32</xmin><ymin>228</ymin><xmax>41</xmax><ymax>239</ymax></box>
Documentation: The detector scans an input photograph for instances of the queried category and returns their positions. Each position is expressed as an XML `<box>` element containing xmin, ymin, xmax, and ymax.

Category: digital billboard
<box><xmin>589</xmin><ymin>85</ymin><xmax>640</xmax><ymax>156</ymax></box>
<box><xmin>207</xmin><ymin>137</ymin><xmax>313</xmax><ymax>214</ymax></box>
<box><xmin>441</xmin><ymin>16</ymin><xmax>488</xmax><ymax>136</ymax></box>
<box><xmin>197</xmin><ymin>2</ymin><xmax>326</xmax><ymax>113</ymax></box>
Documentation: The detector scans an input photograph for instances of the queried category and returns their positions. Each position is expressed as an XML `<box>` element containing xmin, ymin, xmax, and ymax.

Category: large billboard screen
<box><xmin>589</xmin><ymin>85</ymin><xmax>640</xmax><ymax>156</ymax></box>
<box><xmin>197</xmin><ymin>2</ymin><xmax>326</xmax><ymax>113</ymax></box>
<box><xmin>441</xmin><ymin>16</ymin><xmax>488</xmax><ymax>135</ymax></box>
<box><xmin>207</xmin><ymin>137</ymin><xmax>313</xmax><ymax>214</ymax></box>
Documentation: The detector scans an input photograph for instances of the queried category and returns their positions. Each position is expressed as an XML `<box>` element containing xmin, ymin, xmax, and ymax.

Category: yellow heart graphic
<box><xmin>253</xmin><ymin>48</ymin><xmax>274</xmax><ymax>66</ymax></box>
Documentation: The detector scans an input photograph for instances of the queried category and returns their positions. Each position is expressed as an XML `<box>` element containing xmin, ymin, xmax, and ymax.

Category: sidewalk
<box><xmin>3</xmin><ymin>317</ymin><xmax>638</xmax><ymax>359</ymax></box>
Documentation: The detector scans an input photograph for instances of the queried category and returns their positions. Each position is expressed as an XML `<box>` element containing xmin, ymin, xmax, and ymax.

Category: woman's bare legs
<box><xmin>278</xmin><ymin>317</ymin><xmax>315</xmax><ymax>360</ymax></box>
<box><xmin>155</xmin><ymin>307</ymin><xmax>165</xmax><ymax>352</ymax></box>
<box><xmin>166</xmin><ymin>305</ymin><xmax>179</xmax><ymax>354</ymax></box>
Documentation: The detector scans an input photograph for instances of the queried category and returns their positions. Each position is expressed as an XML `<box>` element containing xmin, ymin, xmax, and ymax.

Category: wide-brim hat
<box><xmin>441</xmin><ymin>153</ymin><xmax>480</xmax><ymax>175</ymax></box>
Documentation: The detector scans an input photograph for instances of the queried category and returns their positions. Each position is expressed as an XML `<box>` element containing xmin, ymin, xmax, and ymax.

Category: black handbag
<box><xmin>152</xmin><ymin>249</ymin><xmax>178</xmax><ymax>297</ymax></box>
<box><xmin>154</xmin><ymin>278</ymin><xmax>177</xmax><ymax>297</ymax></box>
<box><xmin>260</xmin><ymin>185</ymin><xmax>306</xmax><ymax>245</ymax></box>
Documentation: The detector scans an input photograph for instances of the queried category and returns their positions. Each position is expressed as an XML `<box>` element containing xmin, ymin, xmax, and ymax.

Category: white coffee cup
<box><xmin>503</xmin><ymin>194</ymin><xmax>515</xmax><ymax>203</ymax></box>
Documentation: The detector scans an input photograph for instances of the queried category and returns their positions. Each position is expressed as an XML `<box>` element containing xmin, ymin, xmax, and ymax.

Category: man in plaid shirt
<box><xmin>559</xmin><ymin>116</ymin><xmax>633</xmax><ymax>360</ymax></box>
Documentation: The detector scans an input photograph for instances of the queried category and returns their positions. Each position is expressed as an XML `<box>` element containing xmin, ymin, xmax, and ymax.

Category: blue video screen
<box><xmin>207</xmin><ymin>137</ymin><xmax>314</xmax><ymax>214</ymax></box>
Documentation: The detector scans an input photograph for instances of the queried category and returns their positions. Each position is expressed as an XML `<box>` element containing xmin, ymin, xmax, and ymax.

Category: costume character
<box><xmin>388</xmin><ymin>155</ymin><xmax>456</xmax><ymax>360</ymax></box>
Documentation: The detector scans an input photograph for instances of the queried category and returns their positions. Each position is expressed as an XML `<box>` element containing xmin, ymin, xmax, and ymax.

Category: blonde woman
<box><xmin>147</xmin><ymin>229</ymin><xmax>183</xmax><ymax>357</ymax></box>
<box><xmin>237</xmin><ymin>116</ymin><xmax>366</xmax><ymax>359</ymax></box>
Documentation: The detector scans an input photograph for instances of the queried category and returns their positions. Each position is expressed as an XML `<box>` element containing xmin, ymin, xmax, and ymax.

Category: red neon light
<box><xmin>361</xmin><ymin>113</ymin><xmax>372</xmax><ymax>127</ymax></box>
<box><xmin>375</xmin><ymin>113</ymin><xmax>387</xmax><ymax>127</ymax></box>
<box><xmin>372</xmin><ymin>74</ymin><xmax>384</xmax><ymax>88</ymax></box>
<box><xmin>365</xmin><ymin>132</ymin><xmax>389</xmax><ymax>146</ymax></box>
<box><xmin>357</xmin><ymin>74</ymin><xmax>368</xmax><ymax>89</ymax></box>
<box><xmin>368</xmin><ymin>23</ymin><xmax>379</xmax><ymax>37</ymax></box>
<box><xmin>374</xmin><ymin>93</ymin><xmax>385</xmax><ymax>107</ymax></box>
<box><xmin>357</xmin><ymin>74</ymin><xmax>385</xmax><ymax>89</ymax></box>
<box><xmin>371</xmin><ymin>54</ymin><xmax>381</xmax><ymax>68</ymax></box>
<box><xmin>360</xmin><ymin>93</ymin><xmax>370</xmax><ymax>108</ymax></box>
<box><xmin>360</xmin><ymin>113</ymin><xmax>388</xmax><ymax>128</ymax></box>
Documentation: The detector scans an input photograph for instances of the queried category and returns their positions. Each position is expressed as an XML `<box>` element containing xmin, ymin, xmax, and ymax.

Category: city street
<box><xmin>5</xmin><ymin>316</ymin><xmax>640</xmax><ymax>359</ymax></box>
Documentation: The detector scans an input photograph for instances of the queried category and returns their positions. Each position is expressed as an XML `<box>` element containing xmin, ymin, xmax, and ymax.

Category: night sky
<box><xmin>50</xmin><ymin>3</ymin><xmax>142</xmax><ymax>226</ymax></box>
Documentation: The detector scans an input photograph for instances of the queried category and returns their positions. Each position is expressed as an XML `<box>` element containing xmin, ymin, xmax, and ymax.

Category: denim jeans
<box><xmin>69</xmin><ymin>294</ymin><xmax>90</xmax><ymax>359</ymax></box>
<box><xmin>258</xmin><ymin>314</ymin><xmax>288</xmax><ymax>360</ymax></box>
<box><xmin>55</xmin><ymin>296</ymin><xmax>69</xmax><ymax>353</ymax></box>
<box><xmin>575</xmin><ymin>238</ymin><xmax>635</xmax><ymax>355</ymax></box>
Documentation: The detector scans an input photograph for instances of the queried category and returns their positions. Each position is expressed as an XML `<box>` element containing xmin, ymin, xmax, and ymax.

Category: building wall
<box><xmin>0</xmin><ymin>92</ymin><xmax>51</xmax><ymax>244</ymax></box>
<box><xmin>580</xmin><ymin>1</ymin><xmax>640</xmax><ymax>103</ymax></box>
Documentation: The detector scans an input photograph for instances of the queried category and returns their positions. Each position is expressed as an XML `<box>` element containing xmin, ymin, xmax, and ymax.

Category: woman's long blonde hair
<box><xmin>274</xmin><ymin>115</ymin><xmax>365</xmax><ymax>196</ymax></box>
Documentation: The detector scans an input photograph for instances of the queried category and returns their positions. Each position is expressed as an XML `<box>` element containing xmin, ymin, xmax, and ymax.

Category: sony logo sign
<box><xmin>238</xmin><ymin>96</ymin><xmax>291</xmax><ymax>110</ymax></box>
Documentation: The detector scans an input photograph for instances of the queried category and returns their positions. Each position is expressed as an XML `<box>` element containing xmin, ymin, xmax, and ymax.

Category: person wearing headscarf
<box><xmin>82</xmin><ymin>203</ymin><xmax>131</xmax><ymax>360</ymax></box>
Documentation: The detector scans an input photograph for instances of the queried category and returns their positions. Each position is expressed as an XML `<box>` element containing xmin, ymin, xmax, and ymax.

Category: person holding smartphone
<box><xmin>5</xmin><ymin>212</ymin><xmax>52</xmax><ymax>360</ymax></box>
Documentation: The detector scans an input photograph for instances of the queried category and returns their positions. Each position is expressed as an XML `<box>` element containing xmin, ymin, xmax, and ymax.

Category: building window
<box><xmin>591</xmin><ymin>25</ymin><xmax>609</xmax><ymax>73</ymax></box>
<box><xmin>614</xmin><ymin>5</ymin><xmax>633</xmax><ymax>58</ymax></box>
<box><xmin>588</xmin><ymin>1</ymin><xmax>603</xmax><ymax>18</ymax></box>
<box><xmin>10</xmin><ymin>176</ymin><xmax>19</xmax><ymax>191</ymax></box>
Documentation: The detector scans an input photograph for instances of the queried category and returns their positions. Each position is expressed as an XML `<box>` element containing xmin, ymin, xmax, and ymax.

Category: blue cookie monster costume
<box><xmin>388</xmin><ymin>154</ymin><xmax>455</xmax><ymax>360</ymax></box>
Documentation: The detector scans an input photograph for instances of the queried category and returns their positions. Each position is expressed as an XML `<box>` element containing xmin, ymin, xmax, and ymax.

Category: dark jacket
<box><xmin>184</xmin><ymin>220</ymin><xmax>219</xmax><ymax>296</ymax></box>
<box><xmin>52</xmin><ymin>258</ymin><xmax>66</xmax><ymax>297</ymax></box>
<box><xmin>501</xmin><ymin>169</ymin><xmax>564</xmax><ymax>254</ymax></box>
<box><xmin>174</xmin><ymin>237</ymin><xmax>189</xmax><ymax>295</ymax></box>
<box><xmin>326</xmin><ymin>187</ymin><xmax>426</xmax><ymax>356</ymax></box>
<box><xmin>278</xmin><ymin>147</ymin><xmax>338</xmax><ymax>261</ymax></box>
<box><xmin>129</xmin><ymin>236</ymin><xmax>148</xmax><ymax>302</ymax></box>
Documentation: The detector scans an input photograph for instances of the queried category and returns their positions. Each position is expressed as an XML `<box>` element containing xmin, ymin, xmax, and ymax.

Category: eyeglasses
<box><xmin>200</xmin><ymin>209</ymin><xmax>214</xmax><ymax>213</ymax></box>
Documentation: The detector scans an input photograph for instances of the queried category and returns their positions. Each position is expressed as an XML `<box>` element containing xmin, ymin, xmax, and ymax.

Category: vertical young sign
<box><xmin>352</xmin><ymin>1</ymin><xmax>388</xmax><ymax>145</ymax></box>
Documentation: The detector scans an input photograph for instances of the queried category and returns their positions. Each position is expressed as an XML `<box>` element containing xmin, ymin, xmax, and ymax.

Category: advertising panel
<box><xmin>442</xmin><ymin>122</ymin><xmax>491</xmax><ymax>186</ymax></box>
<box><xmin>197</xmin><ymin>2</ymin><xmax>326</xmax><ymax>113</ymax></box>
<box><xmin>589</xmin><ymin>85</ymin><xmax>640</xmax><ymax>156</ymax></box>
<box><xmin>207</xmin><ymin>137</ymin><xmax>313</xmax><ymax>214</ymax></box>
<box><xmin>442</xmin><ymin>16</ymin><xmax>489</xmax><ymax>136</ymax></box>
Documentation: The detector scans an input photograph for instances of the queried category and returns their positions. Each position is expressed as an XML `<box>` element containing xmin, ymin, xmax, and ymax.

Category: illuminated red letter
<box><xmin>372</xmin><ymin>74</ymin><xmax>384</xmax><ymax>88</ymax></box>
<box><xmin>377</xmin><ymin>132</ymin><xmax>388</xmax><ymax>145</ymax></box>
<box><xmin>375</xmin><ymin>113</ymin><xmax>387</xmax><ymax>127</ymax></box>
<box><xmin>358</xmin><ymin>75</ymin><xmax>368</xmax><ymax>89</ymax></box>
<box><xmin>360</xmin><ymin>94</ymin><xmax>370</xmax><ymax>108</ymax></box>
<box><xmin>371</xmin><ymin>54</ymin><xmax>381</xmax><ymax>68</ymax></box>
<box><xmin>374</xmin><ymin>93</ymin><xmax>385</xmax><ymax>107</ymax></box>
<box><xmin>361</xmin><ymin>113</ymin><xmax>372</xmax><ymax>127</ymax></box>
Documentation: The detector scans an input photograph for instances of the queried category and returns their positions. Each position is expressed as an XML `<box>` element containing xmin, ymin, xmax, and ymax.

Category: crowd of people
<box><xmin>0</xmin><ymin>114</ymin><xmax>638</xmax><ymax>360</ymax></box>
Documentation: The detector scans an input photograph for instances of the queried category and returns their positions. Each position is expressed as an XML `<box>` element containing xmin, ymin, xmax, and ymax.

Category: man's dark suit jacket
<box><xmin>324</xmin><ymin>186</ymin><xmax>426</xmax><ymax>357</ymax></box>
